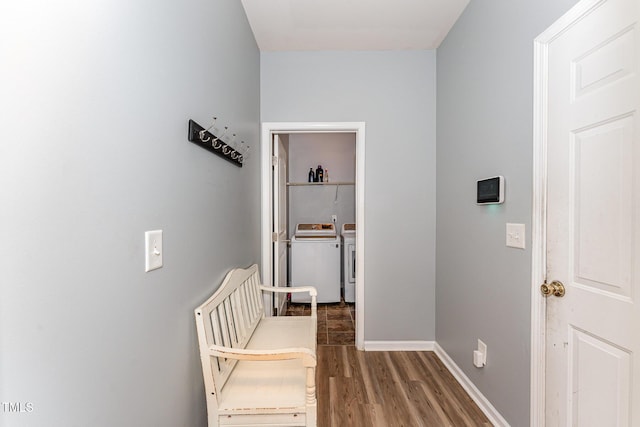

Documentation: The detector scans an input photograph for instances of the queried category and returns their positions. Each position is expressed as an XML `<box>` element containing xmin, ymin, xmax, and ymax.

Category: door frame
<box><xmin>530</xmin><ymin>1</ymin><xmax>605</xmax><ymax>424</ymax></box>
<box><xmin>260</xmin><ymin>121</ymin><xmax>366</xmax><ymax>350</ymax></box>
<box><xmin>272</xmin><ymin>134</ymin><xmax>289</xmax><ymax>316</ymax></box>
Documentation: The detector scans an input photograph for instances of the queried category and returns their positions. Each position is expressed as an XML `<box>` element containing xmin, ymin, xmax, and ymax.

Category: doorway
<box><xmin>531</xmin><ymin>0</ymin><xmax>640</xmax><ymax>424</ymax></box>
<box><xmin>261</xmin><ymin>122</ymin><xmax>366</xmax><ymax>350</ymax></box>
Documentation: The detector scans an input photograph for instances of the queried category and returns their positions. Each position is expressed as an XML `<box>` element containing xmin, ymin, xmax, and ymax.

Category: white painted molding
<box><xmin>530</xmin><ymin>1</ymin><xmax>605</xmax><ymax>425</ymax></box>
<box><xmin>354</xmin><ymin>124</ymin><xmax>366</xmax><ymax>352</ymax></box>
<box><xmin>434</xmin><ymin>343</ymin><xmax>510</xmax><ymax>427</ymax></box>
<box><xmin>364</xmin><ymin>341</ymin><xmax>435</xmax><ymax>352</ymax></box>
<box><xmin>531</xmin><ymin>22</ymin><xmax>549</xmax><ymax>427</ymax></box>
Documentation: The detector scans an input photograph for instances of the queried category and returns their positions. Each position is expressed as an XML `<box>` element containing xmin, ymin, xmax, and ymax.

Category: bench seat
<box><xmin>195</xmin><ymin>264</ymin><xmax>318</xmax><ymax>427</ymax></box>
<box><xmin>219</xmin><ymin>317</ymin><xmax>316</xmax><ymax>412</ymax></box>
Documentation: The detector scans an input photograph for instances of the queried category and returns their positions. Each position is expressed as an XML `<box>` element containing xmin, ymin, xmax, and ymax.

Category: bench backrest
<box><xmin>194</xmin><ymin>264</ymin><xmax>264</xmax><ymax>397</ymax></box>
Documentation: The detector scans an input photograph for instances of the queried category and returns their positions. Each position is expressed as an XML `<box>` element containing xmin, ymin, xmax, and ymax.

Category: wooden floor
<box><xmin>317</xmin><ymin>346</ymin><xmax>491</xmax><ymax>427</ymax></box>
<box><xmin>287</xmin><ymin>301</ymin><xmax>490</xmax><ymax>425</ymax></box>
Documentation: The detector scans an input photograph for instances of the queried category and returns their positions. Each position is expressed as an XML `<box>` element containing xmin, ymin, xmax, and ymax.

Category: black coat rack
<box><xmin>187</xmin><ymin>119</ymin><xmax>244</xmax><ymax>167</ymax></box>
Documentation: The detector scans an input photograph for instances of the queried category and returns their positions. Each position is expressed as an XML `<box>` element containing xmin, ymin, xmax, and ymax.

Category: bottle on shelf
<box><xmin>308</xmin><ymin>168</ymin><xmax>315</xmax><ymax>183</ymax></box>
<box><xmin>316</xmin><ymin>165</ymin><xmax>324</xmax><ymax>182</ymax></box>
<box><xmin>324</xmin><ymin>168</ymin><xmax>329</xmax><ymax>183</ymax></box>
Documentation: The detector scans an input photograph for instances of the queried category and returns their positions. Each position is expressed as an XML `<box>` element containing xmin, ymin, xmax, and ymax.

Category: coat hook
<box><xmin>213</xmin><ymin>126</ymin><xmax>228</xmax><ymax>143</ymax></box>
<box><xmin>229</xmin><ymin>134</ymin><xmax>239</xmax><ymax>158</ymax></box>
<box><xmin>199</xmin><ymin>131</ymin><xmax>210</xmax><ymax>143</ymax></box>
<box><xmin>212</xmin><ymin>126</ymin><xmax>227</xmax><ymax>145</ymax></box>
<box><xmin>239</xmin><ymin>143</ymin><xmax>251</xmax><ymax>162</ymax></box>
<box><xmin>212</xmin><ymin>126</ymin><xmax>228</xmax><ymax>149</ymax></box>
<box><xmin>198</xmin><ymin>116</ymin><xmax>217</xmax><ymax>142</ymax></box>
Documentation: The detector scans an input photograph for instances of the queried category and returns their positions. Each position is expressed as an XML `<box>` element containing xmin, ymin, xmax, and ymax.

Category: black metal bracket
<box><xmin>187</xmin><ymin>119</ymin><xmax>243</xmax><ymax>167</ymax></box>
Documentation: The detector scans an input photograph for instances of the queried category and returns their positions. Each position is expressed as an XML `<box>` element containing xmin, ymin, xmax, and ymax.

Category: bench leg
<box><xmin>305</xmin><ymin>367</ymin><xmax>317</xmax><ymax>426</ymax></box>
<box><xmin>306</xmin><ymin>403</ymin><xmax>317</xmax><ymax>427</ymax></box>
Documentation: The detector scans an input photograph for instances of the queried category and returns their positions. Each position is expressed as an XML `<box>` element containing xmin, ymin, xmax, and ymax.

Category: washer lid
<box><xmin>295</xmin><ymin>223</ymin><xmax>336</xmax><ymax>237</ymax></box>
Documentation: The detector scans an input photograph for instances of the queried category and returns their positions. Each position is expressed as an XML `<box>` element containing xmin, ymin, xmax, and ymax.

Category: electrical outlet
<box><xmin>145</xmin><ymin>230</ymin><xmax>163</xmax><ymax>272</ymax></box>
<box><xmin>474</xmin><ymin>339</ymin><xmax>487</xmax><ymax>368</ymax></box>
<box><xmin>331</xmin><ymin>214</ymin><xmax>337</xmax><ymax>223</ymax></box>
<box><xmin>473</xmin><ymin>351</ymin><xmax>484</xmax><ymax>368</ymax></box>
<box><xmin>478</xmin><ymin>339</ymin><xmax>487</xmax><ymax>362</ymax></box>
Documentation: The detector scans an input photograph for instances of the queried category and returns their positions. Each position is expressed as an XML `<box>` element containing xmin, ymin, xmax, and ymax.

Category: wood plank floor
<box><xmin>317</xmin><ymin>346</ymin><xmax>492</xmax><ymax>427</ymax></box>
<box><xmin>287</xmin><ymin>302</ymin><xmax>490</xmax><ymax>425</ymax></box>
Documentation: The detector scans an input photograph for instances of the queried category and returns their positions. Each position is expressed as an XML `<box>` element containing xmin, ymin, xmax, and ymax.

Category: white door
<box><xmin>272</xmin><ymin>134</ymin><xmax>288</xmax><ymax>315</ymax></box>
<box><xmin>544</xmin><ymin>0</ymin><xmax>640</xmax><ymax>425</ymax></box>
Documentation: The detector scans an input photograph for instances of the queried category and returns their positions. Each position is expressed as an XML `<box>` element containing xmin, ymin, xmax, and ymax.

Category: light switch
<box><xmin>506</xmin><ymin>223</ymin><xmax>525</xmax><ymax>249</ymax></box>
<box><xmin>145</xmin><ymin>230</ymin><xmax>163</xmax><ymax>272</ymax></box>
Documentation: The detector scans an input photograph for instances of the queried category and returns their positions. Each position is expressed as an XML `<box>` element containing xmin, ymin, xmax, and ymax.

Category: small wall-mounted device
<box><xmin>477</xmin><ymin>176</ymin><xmax>505</xmax><ymax>204</ymax></box>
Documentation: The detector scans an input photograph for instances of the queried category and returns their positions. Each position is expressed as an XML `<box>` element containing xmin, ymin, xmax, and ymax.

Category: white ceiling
<box><xmin>240</xmin><ymin>0</ymin><xmax>470</xmax><ymax>51</ymax></box>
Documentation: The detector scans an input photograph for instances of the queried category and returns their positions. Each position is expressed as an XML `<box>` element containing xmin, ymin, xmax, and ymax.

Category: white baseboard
<box><xmin>364</xmin><ymin>340</ymin><xmax>435</xmax><ymax>351</ymax></box>
<box><xmin>434</xmin><ymin>342</ymin><xmax>510</xmax><ymax>427</ymax></box>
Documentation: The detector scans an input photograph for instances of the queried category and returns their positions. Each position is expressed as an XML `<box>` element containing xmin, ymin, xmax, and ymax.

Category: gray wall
<box><xmin>0</xmin><ymin>0</ymin><xmax>260</xmax><ymax>426</ymax></box>
<box><xmin>435</xmin><ymin>0</ymin><xmax>579</xmax><ymax>424</ymax></box>
<box><xmin>262</xmin><ymin>51</ymin><xmax>437</xmax><ymax>341</ymax></box>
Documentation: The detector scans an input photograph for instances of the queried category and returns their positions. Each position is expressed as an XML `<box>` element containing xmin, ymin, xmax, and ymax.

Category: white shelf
<box><xmin>286</xmin><ymin>182</ymin><xmax>355</xmax><ymax>187</ymax></box>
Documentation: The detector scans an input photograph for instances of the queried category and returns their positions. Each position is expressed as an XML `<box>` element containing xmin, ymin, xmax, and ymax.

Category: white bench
<box><xmin>194</xmin><ymin>264</ymin><xmax>318</xmax><ymax>427</ymax></box>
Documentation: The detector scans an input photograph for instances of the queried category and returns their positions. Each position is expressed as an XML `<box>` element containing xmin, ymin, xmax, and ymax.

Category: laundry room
<box><xmin>281</xmin><ymin>132</ymin><xmax>356</xmax><ymax>306</ymax></box>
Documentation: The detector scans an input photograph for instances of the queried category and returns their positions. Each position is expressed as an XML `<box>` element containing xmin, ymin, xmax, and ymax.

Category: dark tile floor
<box><xmin>285</xmin><ymin>300</ymin><xmax>355</xmax><ymax>345</ymax></box>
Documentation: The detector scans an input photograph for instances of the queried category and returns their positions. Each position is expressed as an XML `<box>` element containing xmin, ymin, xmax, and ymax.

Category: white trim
<box><xmin>260</xmin><ymin>122</ymin><xmax>366</xmax><ymax>350</ymax></box>
<box><xmin>364</xmin><ymin>340</ymin><xmax>435</xmax><ymax>352</ymax></box>
<box><xmin>530</xmin><ymin>1</ymin><xmax>606</xmax><ymax>425</ymax></box>
<box><xmin>434</xmin><ymin>343</ymin><xmax>510</xmax><ymax>427</ymax></box>
<box><xmin>531</xmin><ymin>22</ymin><xmax>549</xmax><ymax>427</ymax></box>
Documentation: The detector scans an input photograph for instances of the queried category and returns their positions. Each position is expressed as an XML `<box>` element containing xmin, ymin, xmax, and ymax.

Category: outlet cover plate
<box><xmin>145</xmin><ymin>230</ymin><xmax>163</xmax><ymax>272</ymax></box>
<box><xmin>478</xmin><ymin>339</ymin><xmax>487</xmax><ymax>364</ymax></box>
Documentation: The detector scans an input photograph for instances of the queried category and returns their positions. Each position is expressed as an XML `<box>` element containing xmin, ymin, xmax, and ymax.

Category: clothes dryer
<box><xmin>341</xmin><ymin>223</ymin><xmax>356</xmax><ymax>303</ymax></box>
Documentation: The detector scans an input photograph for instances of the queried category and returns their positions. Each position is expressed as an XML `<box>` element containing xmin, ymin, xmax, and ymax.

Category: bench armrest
<box><xmin>260</xmin><ymin>285</ymin><xmax>317</xmax><ymax>296</ymax></box>
<box><xmin>208</xmin><ymin>344</ymin><xmax>317</xmax><ymax>367</ymax></box>
<box><xmin>259</xmin><ymin>285</ymin><xmax>318</xmax><ymax>317</ymax></box>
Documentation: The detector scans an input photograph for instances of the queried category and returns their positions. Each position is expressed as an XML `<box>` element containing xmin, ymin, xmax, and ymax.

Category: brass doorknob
<box><xmin>540</xmin><ymin>280</ymin><xmax>565</xmax><ymax>297</ymax></box>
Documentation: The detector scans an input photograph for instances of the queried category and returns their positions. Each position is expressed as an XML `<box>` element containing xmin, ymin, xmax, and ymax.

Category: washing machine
<box><xmin>341</xmin><ymin>223</ymin><xmax>356</xmax><ymax>303</ymax></box>
<box><xmin>291</xmin><ymin>223</ymin><xmax>341</xmax><ymax>303</ymax></box>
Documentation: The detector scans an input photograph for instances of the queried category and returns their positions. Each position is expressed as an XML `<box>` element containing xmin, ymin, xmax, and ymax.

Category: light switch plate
<box><xmin>506</xmin><ymin>223</ymin><xmax>526</xmax><ymax>249</ymax></box>
<box><xmin>145</xmin><ymin>230</ymin><xmax>163</xmax><ymax>272</ymax></box>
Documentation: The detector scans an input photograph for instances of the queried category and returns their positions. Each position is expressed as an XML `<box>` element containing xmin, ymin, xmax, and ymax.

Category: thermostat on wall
<box><xmin>477</xmin><ymin>176</ymin><xmax>505</xmax><ymax>204</ymax></box>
